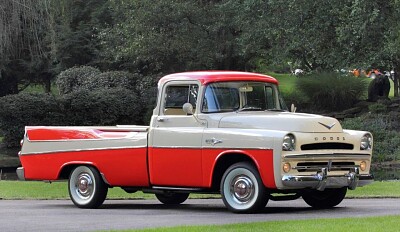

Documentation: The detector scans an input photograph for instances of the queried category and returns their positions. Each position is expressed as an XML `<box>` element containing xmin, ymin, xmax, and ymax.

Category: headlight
<box><xmin>360</xmin><ymin>133</ymin><xmax>373</xmax><ymax>150</ymax></box>
<box><xmin>283</xmin><ymin>134</ymin><xmax>295</xmax><ymax>151</ymax></box>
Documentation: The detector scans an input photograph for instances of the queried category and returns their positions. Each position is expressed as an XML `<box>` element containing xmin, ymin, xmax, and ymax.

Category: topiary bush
<box><xmin>296</xmin><ymin>72</ymin><xmax>367</xmax><ymax>111</ymax></box>
<box><xmin>80</xmin><ymin>71</ymin><xmax>140</xmax><ymax>91</ymax></box>
<box><xmin>60</xmin><ymin>88</ymin><xmax>141</xmax><ymax>126</ymax></box>
<box><xmin>56</xmin><ymin>66</ymin><xmax>102</xmax><ymax>95</ymax></box>
<box><xmin>0</xmin><ymin>93</ymin><xmax>63</xmax><ymax>147</ymax></box>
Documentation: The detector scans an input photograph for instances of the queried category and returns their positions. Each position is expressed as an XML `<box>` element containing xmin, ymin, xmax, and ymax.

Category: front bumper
<box><xmin>16</xmin><ymin>167</ymin><xmax>25</xmax><ymax>181</ymax></box>
<box><xmin>282</xmin><ymin>167</ymin><xmax>373</xmax><ymax>191</ymax></box>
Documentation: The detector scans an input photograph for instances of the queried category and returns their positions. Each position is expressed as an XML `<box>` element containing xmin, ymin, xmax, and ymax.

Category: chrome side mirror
<box><xmin>183</xmin><ymin>103</ymin><xmax>194</xmax><ymax>115</ymax></box>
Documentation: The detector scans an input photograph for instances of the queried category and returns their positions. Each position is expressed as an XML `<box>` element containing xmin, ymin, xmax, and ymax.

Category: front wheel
<box><xmin>221</xmin><ymin>162</ymin><xmax>269</xmax><ymax>213</ymax></box>
<box><xmin>68</xmin><ymin>166</ymin><xmax>108</xmax><ymax>208</ymax></box>
<box><xmin>302</xmin><ymin>187</ymin><xmax>347</xmax><ymax>209</ymax></box>
<box><xmin>155</xmin><ymin>192</ymin><xmax>189</xmax><ymax>205</ymax></box>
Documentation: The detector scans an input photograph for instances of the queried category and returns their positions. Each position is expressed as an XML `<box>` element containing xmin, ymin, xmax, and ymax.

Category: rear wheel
<box><xmin>155</xmin><ymin>192</ymin><xmax>189</xmax><ymax>205</ymax></box>
<box><xmin>68</xmin><ymin>166</ymin><xmax>108</xmax><ymax>208</ymax></box>
<box><xmin>302</xmin><ymin>187</ymin><xmax>347</xmax><ymax>209</ymax></box>
<box><xmin>221</xmin><ymin>162</ymin><xmax>269</xmax><ymax>213</ymax></box>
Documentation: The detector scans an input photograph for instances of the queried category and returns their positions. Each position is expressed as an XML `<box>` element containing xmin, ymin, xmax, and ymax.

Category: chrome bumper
<box><xmin>282</xmin><ymin>167</ymin><xmax>373</xmax><ymax>191</ymax></box>
<box><xmin>16</xmin><ymin>167</ymin><xmax>25</xmax><ymax>181</ymax></box>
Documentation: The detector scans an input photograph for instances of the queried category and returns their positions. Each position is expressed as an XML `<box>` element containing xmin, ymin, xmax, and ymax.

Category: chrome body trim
<box><xmin>283</xmin><ymin>153</ymin><xmax>371</xmax><ymax>160</ymax></box>
<box><xmin>151</xmin><ymin>145</ymin><xmax>272</xmax><ymax>150</ymax></box>
<box><xmin>20</xmin><ymin>145</ymin><xmax>147</xmax><ymax>156</ymax></box>
<box><xmin>16</xmin><ymin>167</ymin><xmax>25</xmax><ymax>181</ymax></box>
<box><xmin>152</xmin><ymin>186</ymin><xmax>203</xmax><ymax>191</ymax></box>
<box><xmin>282</xmin><ymin>167</ymin><xmax>373</xmax><ymax>191</ymax></box>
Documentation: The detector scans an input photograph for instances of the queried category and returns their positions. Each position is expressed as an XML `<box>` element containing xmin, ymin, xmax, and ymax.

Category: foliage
<box><xmin>56</xmin><ymin>65</ymin><xmax>156</xmax><ymax>124</ymax></box>
<box><xmin>368</xmin><ymin>103</ymin><xmax>388</xmax><ymax>114</ymax></box>
<box><xmin>55</xmin><ymin>66</ymin><xmax>102</xmax><ymax>94</ymax></box>
<box><xmin>60</xmin><ymin>88</ymin><xmax>141</xmax><ymax>126</ymax></box>
<box><xmin>0</xmin><ymin>88</ymin><xmax>142</xmax><ymax>147</ymax></box>
<box><xmin>98</xmin><ymin>0</ymin><xmax>272</xmax><ymax>74</ymax></box>
<box><xmin>342</xmin><ymin>114</ymin><xmax>400</xmax><ymax>163</ymax></box>
<box><xmin>81</xmin><ymin>71</ymin><xmax>139</xmax><ymax>91</ymax></box>
<box><xmin>0</xmin><ymin>93</ymin><xmax>62</xmax><ymax>147</ymax></box>
<box><xmin>281</xmin><ymin>90</ymin><xmax>309</xmax><ymax>112</ymax></box>
<box><xmin>296</xmin><ymin>72</ymin><xmax>367</xmax><ymax>111</ymax></box>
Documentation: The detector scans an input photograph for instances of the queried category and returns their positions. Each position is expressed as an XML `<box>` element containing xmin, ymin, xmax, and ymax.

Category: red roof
<box><xmin>159</xmin><ymin>71</ymin><xmax>278</xmax><ymax>85</ymax></box>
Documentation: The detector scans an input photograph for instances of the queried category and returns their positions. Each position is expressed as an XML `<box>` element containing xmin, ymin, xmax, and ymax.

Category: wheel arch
<box><xmin>58</xmin><ymin>162</ymin><xmax>109</xmax><ymax>185</ymax></box>
<box><xmin>210</xmin><ymin>152</ymin><xmax>259</xmax><ymax>191</ymax></box>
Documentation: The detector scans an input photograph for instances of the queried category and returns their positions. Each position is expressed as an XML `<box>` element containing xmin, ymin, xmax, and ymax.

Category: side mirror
<box><xmin>183</xmin><ymin>103</ymin><xmax>194</xmax><ymax>115</ymax></box>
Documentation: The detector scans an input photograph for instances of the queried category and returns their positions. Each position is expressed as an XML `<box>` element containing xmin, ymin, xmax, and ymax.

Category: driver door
<box><xmin>148</xmin><ymin>81</ymin><xmax>205</xmax><ymax>187</ymax></box>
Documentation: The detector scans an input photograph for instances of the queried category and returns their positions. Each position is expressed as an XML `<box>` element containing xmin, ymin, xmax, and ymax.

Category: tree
<box><xmin>98</xmin><ymin>0</ymin><xmax>273</xmax><ymax>75</ymax></box>
<box><xmin>0</xmin><ymin>0</ymin><xmax>53</xmax><ymax>95</ymax></box>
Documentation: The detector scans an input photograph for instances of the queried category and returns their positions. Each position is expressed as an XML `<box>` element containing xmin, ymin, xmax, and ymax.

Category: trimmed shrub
<box><xmin>60</xmin><ymin>88</ymin><xmax>141</xmax><ymax>126</ymax></box>
<box><xmin>342</xmin><ymin>114</ymin><xmax>400</xmax><ymax>163</ymax></box>
<box><xmin>281</xmin><ymin>89</ymin><xmax>309</xmax><ymax>112</ymax></box>
<box><xmin>81</xmin><ymin>71</ymin><xmax>140</xmax><ymax>91</ymax></box>
<box><xmin>297</xmin><ymin>72</ymin><xmax>367</xmax><ymax>111</ymax></box>
<box><xmin>56</xmin><ymin>66</ymin><xmax>101</xmax><ymax>95</ymax></box>
<box><xmin>0</xmin><ymin>93</ymin><xmax>63</xmax><ymax>147</ymax></box>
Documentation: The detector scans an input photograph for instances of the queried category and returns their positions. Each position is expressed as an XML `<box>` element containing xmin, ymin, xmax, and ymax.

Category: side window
<box><xmin>164</xmin><ymin>84</ymin><xmax>198</xmax><ymax>115</ymax></box>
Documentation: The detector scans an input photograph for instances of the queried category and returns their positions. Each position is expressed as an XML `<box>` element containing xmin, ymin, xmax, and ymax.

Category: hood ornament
<box><xmin>318</xmin><ymin>122</ymin><xmax>336</xmax><ymax>130</ymax></box>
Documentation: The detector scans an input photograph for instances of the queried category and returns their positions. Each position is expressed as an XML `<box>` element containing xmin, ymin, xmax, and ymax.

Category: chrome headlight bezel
<box><xmin>282</xmin><ymin>134</ymin><xmax>296</xmax><ymax>151</ymax></box>
<box><xmin>360</xmin><ymin>133</ymin><xmax>373</xmax><ymax>150</ymax></box>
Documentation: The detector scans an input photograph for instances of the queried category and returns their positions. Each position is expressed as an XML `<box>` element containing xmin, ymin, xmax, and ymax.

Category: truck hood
<box><xmin>218</xmin><ymin>111</ymin><xmax>343</xmax><ymax>133</ymax></box>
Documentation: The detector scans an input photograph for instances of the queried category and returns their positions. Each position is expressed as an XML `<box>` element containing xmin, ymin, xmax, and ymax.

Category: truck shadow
<box><xmin>92</xmin><ymin>202</ymin><xmax>345</xmax><ymax>215</ymax></box>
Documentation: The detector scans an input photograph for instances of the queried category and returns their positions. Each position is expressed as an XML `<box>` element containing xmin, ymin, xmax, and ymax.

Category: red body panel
<box><xmin>148</xmin><ymin>147</ymin><xmax>203</xmax><ymax>187</ymax></box>
<box><xmin>202</xmin><ymin>149</ymin><xmax>276</xmax><ymax>189</ymax></box>
<box><xmin>148</xmin><ymin>147</ymin><xmax>276</xmax><ymax>188</ymax></box>
<box><xmin>27</xmin><ymin>128</ymin><xmax>134</xmax><ymax>140</ymax></box>
<box><xmin>20</xmin><ymin>148</ymin><xmax>149</xmax><ymax>187</ymax></box>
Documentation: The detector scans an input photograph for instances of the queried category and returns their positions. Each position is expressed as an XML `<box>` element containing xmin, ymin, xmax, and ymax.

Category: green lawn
<box><xmin>268</xmin><ymin>72</ymin><xmax>395</xmax><ymax>98</ymax></box>
<box><xmin>124</xmin><ymin>215</ymin><xmax>400</xmax><ymax>232</ymax></box>
<box><xmin>0</xmin><ymin>180</ymin><xmax>399</xmax><ymax>200</ymax></box>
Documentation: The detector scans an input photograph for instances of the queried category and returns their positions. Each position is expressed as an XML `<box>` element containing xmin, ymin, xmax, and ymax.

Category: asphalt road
<box><xmin>1</xmin><ymin>198</ymin><xmax>400</xmax><ymax>232</ymax></box>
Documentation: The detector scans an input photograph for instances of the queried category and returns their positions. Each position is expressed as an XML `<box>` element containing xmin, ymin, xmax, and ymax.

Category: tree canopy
<box><xmin>1</xmin><ymin>0</ymin><xmax>400</xmax><ymax>95</ymax></box>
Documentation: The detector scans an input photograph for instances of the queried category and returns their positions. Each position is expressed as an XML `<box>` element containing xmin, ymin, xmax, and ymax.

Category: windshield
<box><xmin>202</xmin><ymin>82</ymin><xmax>287</xmax><ymax>113</ymax></box>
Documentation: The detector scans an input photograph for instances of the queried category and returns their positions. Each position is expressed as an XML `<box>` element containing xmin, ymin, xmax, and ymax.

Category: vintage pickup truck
<box><xmin>17</xmin><ymin>71</ymin><xmax>373</xmax><ymax>213</ymax></box>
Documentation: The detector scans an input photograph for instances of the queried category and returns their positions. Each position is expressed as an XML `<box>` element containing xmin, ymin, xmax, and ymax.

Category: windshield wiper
<box><xmin>236</xmin><ymin>107</ymin><xmax>263</xmax><ymax>112</ymax></box>
<box><xmin>266</xmin><ymin>108</ymin><xmax>286</xmax><ymax>112</ymax></box>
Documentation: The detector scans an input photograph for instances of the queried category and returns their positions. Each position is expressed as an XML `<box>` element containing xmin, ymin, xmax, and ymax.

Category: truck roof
<box><xmin>159</xmin><ymin>71</ymin><xmax>278</xmax><ymax>85</ymax></box>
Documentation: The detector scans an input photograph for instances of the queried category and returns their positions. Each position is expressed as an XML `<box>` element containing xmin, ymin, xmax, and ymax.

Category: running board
<box><xmin>143</xmin><ymin>186</ymin><xmax>204</xmax><ymax>194</ymax></box>
<box><xmin>269</xmin><ymin>193</ymin><xmax>301</xmax><ymax>201</ymax></box>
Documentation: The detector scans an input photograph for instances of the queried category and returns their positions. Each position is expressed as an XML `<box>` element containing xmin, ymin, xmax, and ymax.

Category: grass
<box><xmin>125</xmin><ymin>215</ymin><xmax>400</xmax><ymax>232</ymax></box>
<box><xmin>269</xmin><ymin>72</ymin><xmax>395</xmax><ymax>98</ymax></box>
<box><xmin>0</xmin><ymin>180</ymin><xmax>399</xmax><ymax>200</ymax></box>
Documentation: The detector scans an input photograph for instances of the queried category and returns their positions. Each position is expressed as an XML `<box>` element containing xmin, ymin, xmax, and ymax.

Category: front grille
<box><xmin>301</xmin><ymin>142</ymin><xmax>354</xmax><ymax>150</ymax></box>
<box><xmin>295</xmin><ymin>161</ymin><xmax>356</xmax><ymax>172</ymax></box>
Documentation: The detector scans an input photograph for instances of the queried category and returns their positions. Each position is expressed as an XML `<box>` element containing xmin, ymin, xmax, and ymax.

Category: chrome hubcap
<box><xmin>231</xmin><ymin>176</ymin><xmax>254</xmax><ymax>203</ymax></box>
<box><xmin>75</xmin><ymin>173</ymin><xmax>93</xmax><ymax>199</ymax></box>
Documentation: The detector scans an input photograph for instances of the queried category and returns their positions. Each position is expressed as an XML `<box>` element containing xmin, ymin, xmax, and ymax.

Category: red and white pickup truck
<box><xmin>17</xmin><ymin>71</ymin><xmax>373</xmax><ymax>213</ymax></box>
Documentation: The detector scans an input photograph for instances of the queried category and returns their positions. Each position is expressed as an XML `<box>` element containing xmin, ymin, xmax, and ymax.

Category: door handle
<box><xmin>205</xmin><ymin>138</ymin><xmax>223</xmax><ymax>146</ymax></box>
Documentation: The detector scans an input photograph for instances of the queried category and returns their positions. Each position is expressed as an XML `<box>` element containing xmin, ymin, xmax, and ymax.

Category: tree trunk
<box><xmin>394</xmin><ymin>66</ymin><xmax>399</xmax><ymax>98</ymax></box>
<box><xmin>0</xmin><ymin>70</ymin><xmax>19</xmax><ymax>97</ymax></box>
